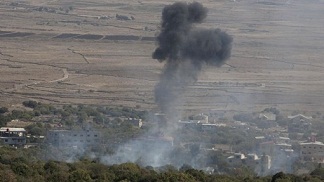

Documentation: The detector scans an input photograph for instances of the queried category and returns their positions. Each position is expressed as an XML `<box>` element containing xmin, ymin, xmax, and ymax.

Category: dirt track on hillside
<box><xmin>0</xmin><ymin>0</ymin><xmax>324</xmax><ymax>115</ymax></box>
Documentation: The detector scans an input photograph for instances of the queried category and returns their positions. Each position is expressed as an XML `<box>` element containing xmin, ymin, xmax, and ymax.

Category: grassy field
<box><xmin>0</xmin><ymin>0</ymin><xmax>324</xmax><ymax>116</ymax></box>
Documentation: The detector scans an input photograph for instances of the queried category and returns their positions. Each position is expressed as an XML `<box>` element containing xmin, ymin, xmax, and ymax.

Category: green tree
<box><xmin>44</xmin><ymin>161</ymin><xmax>70</xmax><ymax>182</ymax></box>
<box><xmin>310</xmin><ymin>166</ymin><xmax>324</xmax><ymax>179</ymax></box>
<box><xmin>11</xmin><ymin>163</ymin><xmax>31</xmax><ymax>177</ymax></box>
<box><xmin>26</xmin><ymin>123</ymin><xmax>45</xmax><ymax>136</ymax></box>
<box><xmin>0</xmin><ymin>107</ymin><xmax>9</xmax><ymax>114</ymax></box>
<box><xmin>22</xmin><ymin>100</ymin><xmax>38</xmax><ymax>108</ymax></box>
<box><xmin>69</xmin><ymin>169</ymin><xmax>92</xmax><ymax>182</ymax></box>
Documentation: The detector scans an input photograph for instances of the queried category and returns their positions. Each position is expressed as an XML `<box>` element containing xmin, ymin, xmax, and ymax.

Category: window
<box><xmin>4</xmin><ymin>139</ymin><xmax>8</xmax><ymax>143</ymax></box>
<box><xmin>94</xmin><ymin>135</ymin><xmax>98</xmax><ymax>137</ymax></box>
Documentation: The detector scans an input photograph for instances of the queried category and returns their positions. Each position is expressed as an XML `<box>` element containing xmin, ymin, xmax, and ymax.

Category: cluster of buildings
<box><xmin>0</xmin><ymin>117</ymin><xmax>143</xmax><ymax>149</ymax></box>
<box><xmin>178</xmin><ymin>112</ymin><xmax>324</xmax><ymax>174</ymax></box>
<box><xmin>178</xmin><ymin>113</ymin><xmax>228</xmax><ymax>131</ymax></box>
<box><xmin>228</xmin><ymin>113</ymin><xmax>323</xmax><ymax>174</ymax></box>
<box><xmin>227</xmin><ymin>153</ymin><xmax>271</xmax><ymax>175</ymax></box>
<box><xmin>0</xmin><ymin>111</ymin><xmax>323</xmax><ymax>175</ymax></box>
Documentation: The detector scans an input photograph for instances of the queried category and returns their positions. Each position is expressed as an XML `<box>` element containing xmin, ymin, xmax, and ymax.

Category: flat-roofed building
<box><xmin>46</xmin><ymin>129</ymin><xmax>101</xmax><ymax>148</ymax></box>
<box><xmin>227</xmin><ymin>153</ymin><xmax>246</xmax><ymax>166</ymax></box>
<box><xmin>0</xmin><ymin>127</ymin><xmax>26</xmax><ymax>146</ymax></box>
<box><xmin>201</xmin><ymin>124</ymin><xmax>225</xmax><ymax>131</ymax></box>
<box><xmin>124</xmin><ymin>118</ymin><xmax>143</xmax><ymax>128</ymax></box>
<box><xmin>300</xmin><ymin>141</ymin><xmax>324</xmax><ymax>162</ymax></box>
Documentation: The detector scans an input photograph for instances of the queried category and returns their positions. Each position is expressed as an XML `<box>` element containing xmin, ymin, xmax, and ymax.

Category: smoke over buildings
<box><xmin>153</xmin><ymin>2</ymin><xmax>233</xmax><ymax>115</ymax></box>
<box><xmin>43</xmin><ymin>2</ymin><xmax>234</xmax><ymax>171</ymax></box>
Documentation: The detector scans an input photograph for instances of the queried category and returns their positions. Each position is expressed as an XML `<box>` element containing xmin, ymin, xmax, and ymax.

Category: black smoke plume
<box><xmin>153</xmin><ymin>2</ymin><xmax>233</xmax><ymax>114</ymax></box>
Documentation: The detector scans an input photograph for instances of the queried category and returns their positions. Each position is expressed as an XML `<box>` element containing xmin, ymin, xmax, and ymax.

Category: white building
<box><xmin>201</xmin><ymin>123</ymin><xmax>226</xmax><ymax>131</ymax></box>
<box><xmin>300</xmin><ymin>141</ymin><xmax>324</xmax><ymax>162</ymax></box>
<box><xmin>227</xmin><ymin>153</ymin><xmax>246</xmax><ymax>166</ymax></box>
<box><xmin>227</xmin><ymin>153</ymin><xmax>271</xmax><ymax>174</ymax></box>
<box><xmin>288</xmin><ymin>114</ymin><xmax>312</xmax><ymax>133</ymax></box>
<box><xmin>259</xmin><ymin>112</ymin><xmax>276</xmax><ymax>121</ymax></box>
<box><xmin>258</xmin><ymin>112</ymin><xmax>278</xmax><ymax>129</ymax></box>
<box><xmin>0</xmin><ymin>127</ymin><xmax>26</xmax><ymax>146</ymax></box>
<box><xmin>124</xmin><ymin>118</ymin><xmax>143</xmax><ymax>128</ymax></box>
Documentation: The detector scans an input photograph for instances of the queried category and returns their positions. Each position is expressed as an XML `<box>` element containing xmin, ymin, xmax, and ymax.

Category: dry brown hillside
<box><xmin>0</xmin><ymin>0</ymin><xmax>323</xmax><ymax>115</ymax></box>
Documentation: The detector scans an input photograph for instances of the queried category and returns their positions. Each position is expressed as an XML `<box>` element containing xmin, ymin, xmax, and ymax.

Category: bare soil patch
<box><xmin>0</xmin><ymin>0</ymin><xmax>323</xmax><ymax>115</ymax></box>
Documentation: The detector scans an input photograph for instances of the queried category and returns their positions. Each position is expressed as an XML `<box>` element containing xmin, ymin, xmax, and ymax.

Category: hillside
<box><xmin>0</xmin><ymin>0</ymin><xmax>324</xmax><ymax>115</ymax></box>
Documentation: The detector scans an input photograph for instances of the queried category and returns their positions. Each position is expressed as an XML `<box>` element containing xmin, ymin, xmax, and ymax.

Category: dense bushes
<box><xmin>0</xmin><ymin>101</ymin><xmax>148</xmax><ymax>129</ymax></box>
<box><xmin>0</xmin><ymin>147</ymin><xmax>322</xmax><ymax>182</ymax></box>
<box><xmin>0</xmin><ymin>107</ymin><xmax>8</xmax><ymax>114</ymax></box>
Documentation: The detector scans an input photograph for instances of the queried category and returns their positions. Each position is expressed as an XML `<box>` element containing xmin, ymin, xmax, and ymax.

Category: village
<box><xmin>0</xmin><ymin>101</ymin><xmax>323</xmax><ymax>176</ymax></box>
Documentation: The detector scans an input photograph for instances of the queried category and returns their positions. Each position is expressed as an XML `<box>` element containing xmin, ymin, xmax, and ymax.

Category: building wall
<box><xmin>288</xmin><ymin>115</ymin><xmax>312</xmax><ymax>133</ymax></box>
<box><xmin>0</xmin><ymin>128</ymin><xmax>26</xmax><ymax>146</ymax></box>
<box><xmin>245</xmin><ymin>154</ymin><xmax>259</xmax><ymax>169</ymax></box>
<box><xmin>300</xmin><ymin>143</ymin><xmax>324</xmax><ymax>162</ymax></box>
<box><xmin>201</xmin><ymin>124</ymin><xmax>218</xmax><ymax>131</ymax></box>
<box><xmin>0</xmin><ymin>137</ymin><xmax>26</xmax><ymax>145</ymax></box>
<box><xmin>47</xmin><ymin>130</ymin><xmax>101</xmax><ymax>148</ymax></box>
<box><xmin>259</xmin><ymin>142</ymin><xmax>275</xmax><ymax>156</ymax></box>
<box><xmin>124</xmin><ymin>118</ymin><xmax>142</xmax><ymax>128</ymax></box>
<box><xmin>227</xmin><ymin>153</ymin><xmax>245</xmax><ymax>167</ymax></box>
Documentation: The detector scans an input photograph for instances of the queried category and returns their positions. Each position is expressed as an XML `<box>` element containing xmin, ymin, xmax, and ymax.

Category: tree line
<box><xmin>0</xmin><ymin>146</ymin><xmax>323</xmax><ymax>182</ymax></box>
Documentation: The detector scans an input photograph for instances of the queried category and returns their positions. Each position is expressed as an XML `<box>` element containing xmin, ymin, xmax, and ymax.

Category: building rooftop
<box><xmin>0</xmin><ymin>127</ymin><xmax>26</xmax><ymax>132</ymax></box>
<box><xmin>279</xmin><ymin>137</ymin><xmax>290</xmax><ymax>140</ymax></box>
<box><xmin>259</xmin><ymin>112</ymin><xmax>276</xmax><ymax>121</ymax></box>
<box><xmin>275</xmin><ymin>143</ymin><xmax>292</xmax><ymax>147</ymax></box>
<box><xmin>288</xmin><ymin>114</ymin><xmax>312</xmax><ymax>120</ymax></box>
<box><xmin>178</xmin><ymin>120</ymin><xmax>201</xmax><ymax>124</ymax></box>
<box><xmin>255</xmin><ymin>136</ymin><xmax>265</xmax><ymax>139</ymax></box>
<box><xmin>300</xmin><ymin>141</ymin><xmax>324</xmax><ymax>146</ymax></box>
<box><xmin>201</xmin><ymin>123</ymin><xmax>226</xmax><ymax>127</ymax></box>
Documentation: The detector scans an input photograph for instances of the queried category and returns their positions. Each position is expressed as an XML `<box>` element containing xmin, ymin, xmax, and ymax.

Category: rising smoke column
<box><xmin>153</xmin><ymin>2</ymin><xmax>233</xmax><ymax>114</ymax></box>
